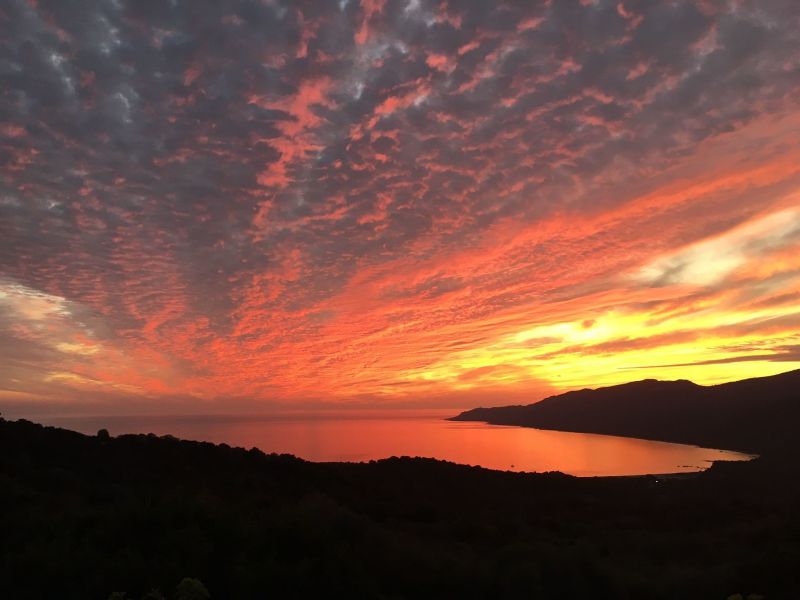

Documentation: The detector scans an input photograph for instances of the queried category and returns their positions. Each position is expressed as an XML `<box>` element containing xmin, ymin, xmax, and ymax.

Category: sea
<box><xmin>36</xmin><ymin>409</ymin><xmax>753</xmax><ymax>477</ymax></box>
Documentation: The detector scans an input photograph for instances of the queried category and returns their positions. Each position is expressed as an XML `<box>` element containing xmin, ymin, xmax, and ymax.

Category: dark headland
<box><xmin>3</xmin><ymin>369</ymin><xmax>800</xmax><ymax>599</ymax></box>
<box><xmin>451</xmin><ymin>369</ymin><xmax>800</xmax><ymax>456</ymax></box>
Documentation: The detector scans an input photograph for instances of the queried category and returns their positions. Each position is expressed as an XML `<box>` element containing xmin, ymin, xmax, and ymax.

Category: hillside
<box><xmin>2</xmin><ymin>417</ymin><xmax>800</xmax><ymax>599</ymax></box>
<box><xmin>451</xmin><ymin>369</ymin><xmax>800</xmax><ymax>454</ymax></box>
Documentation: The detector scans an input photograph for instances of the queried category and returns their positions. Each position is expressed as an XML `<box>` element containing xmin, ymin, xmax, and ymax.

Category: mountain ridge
<box><xmin>450</xmin><ymin>368</ymin><xmax>800</xmax><ymax>454</ymax></box>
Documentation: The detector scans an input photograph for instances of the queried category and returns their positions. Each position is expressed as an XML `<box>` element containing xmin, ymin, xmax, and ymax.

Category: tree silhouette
<box><xmin>175</xmin><ymin>578</ymin><xmax>210</xmax><ymax>600</ymax></box>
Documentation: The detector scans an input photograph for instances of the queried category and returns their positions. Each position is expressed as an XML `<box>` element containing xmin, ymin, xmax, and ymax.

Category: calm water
<box><xmin>38</xmin><ymin>411</ymin><xmax>753</xmax><ymax>477</ymax></box>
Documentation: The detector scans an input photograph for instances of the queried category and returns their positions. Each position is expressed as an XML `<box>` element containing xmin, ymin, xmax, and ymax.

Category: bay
<box><xmin>38</xmin><ymin>410</ymin><xmax>753</xmax><ymax>477</ymax></box>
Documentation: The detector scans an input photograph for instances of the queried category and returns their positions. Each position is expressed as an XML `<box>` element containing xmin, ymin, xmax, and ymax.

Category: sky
<box><xmin>1</xmin><ymin>0</ymin><xmax>800</xmax><ymax>416</ymax></box>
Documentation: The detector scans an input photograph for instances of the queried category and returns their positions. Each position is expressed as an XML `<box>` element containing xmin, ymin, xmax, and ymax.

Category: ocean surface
<box><xmin>37</xmin><ymin>410</ymin><xmax>753</xmax><ymax>477</ymax></box>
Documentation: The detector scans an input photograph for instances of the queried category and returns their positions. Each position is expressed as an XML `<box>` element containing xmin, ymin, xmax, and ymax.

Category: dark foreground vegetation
<box><xmin>2</xmin><ymin>413</ymin><xmax>800</xmax><ymax>599</ymax></box>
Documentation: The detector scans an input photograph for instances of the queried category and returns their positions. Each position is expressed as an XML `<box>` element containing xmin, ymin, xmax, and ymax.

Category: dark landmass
<box><xmin>451</xmin><ymin>369</ymin><xmax>800</xmax><ymax>455</ymax></box>
<box><xmin>2</xmin><ymin>415</ymin><xmax>800</xmax><ymax>599</ymax></box>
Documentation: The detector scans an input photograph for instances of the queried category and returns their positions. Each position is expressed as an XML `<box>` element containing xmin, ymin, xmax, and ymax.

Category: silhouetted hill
<box><xmin>451</xmin><ymin>369</ymin><xmax>800</xmax><ymax>454</ymax></box>
<box><xmin>2</xmin><ymin>416</ymin><xmax>800</xmax><ymax>599</ymax></box>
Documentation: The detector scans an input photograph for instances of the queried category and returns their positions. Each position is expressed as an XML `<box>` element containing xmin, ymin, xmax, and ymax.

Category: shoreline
<box><xmin>9</xmin><ymin>415</ymin><xmax>755</xmax><ymax>479</ymax></box>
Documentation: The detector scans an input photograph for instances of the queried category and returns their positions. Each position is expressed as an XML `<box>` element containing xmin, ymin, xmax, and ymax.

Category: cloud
<box><xmin>1</xmin><ymin>0</ymin><xmax>800</xmax><ymax>411</ymax></box>
<box><xmin>635</xmin><ymin>207</ymin><xmax>800</xmax><ymax>287</ymax></box>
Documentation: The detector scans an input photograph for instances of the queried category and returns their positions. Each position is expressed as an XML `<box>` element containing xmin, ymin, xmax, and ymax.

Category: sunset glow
<box><xmin>2</xmin><ymin>0</ymin><xmax>800</xmax><ymax>414</ymax></box>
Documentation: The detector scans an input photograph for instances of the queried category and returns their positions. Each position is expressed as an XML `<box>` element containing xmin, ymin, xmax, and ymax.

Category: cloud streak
<box><xmin>1</xmin><ymin>0</ymin><xmax>800</xmax><ymax>413</ymax></box>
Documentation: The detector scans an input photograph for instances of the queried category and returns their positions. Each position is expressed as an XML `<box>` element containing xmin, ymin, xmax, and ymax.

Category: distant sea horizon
<box><xmin>31</xmin><ymin>410</ymin><xmax>753</xmax><ymax>478</ymax></box>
